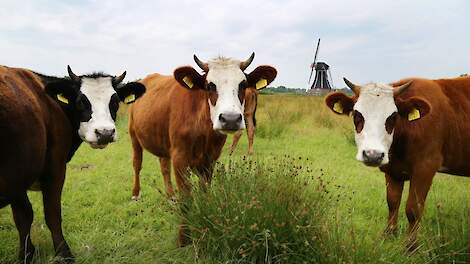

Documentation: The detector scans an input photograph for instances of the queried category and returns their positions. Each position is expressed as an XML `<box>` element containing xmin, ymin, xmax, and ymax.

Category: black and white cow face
<box><xmin>46</xmin><ymin>66</ymin><xmax>145</xmax><ymax>149</ymax></box>
<box><xmin>325</xmin><ymin>78</ymin><xmax>430</xmax><ymax>167</ymax></box>
<box><xmin>174</xmin><ymin>53</ymin><xmax>277</xmax><ymax>133</ymax></box>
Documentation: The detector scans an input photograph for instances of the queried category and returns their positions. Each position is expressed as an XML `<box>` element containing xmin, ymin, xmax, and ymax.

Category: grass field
<box><xmin>0</xmin><ymin>94</ymin><xmax>469</xmax><ymax>263</ymax></box>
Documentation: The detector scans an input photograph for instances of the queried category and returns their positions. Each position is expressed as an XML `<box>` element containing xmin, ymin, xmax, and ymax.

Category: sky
<box><xmin>1</xmin><ymin>0</ymin><xmax>469</xmax><ymax>89</ymax></box>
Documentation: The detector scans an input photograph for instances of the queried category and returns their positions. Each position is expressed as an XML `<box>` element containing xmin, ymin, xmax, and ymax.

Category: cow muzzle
<box><xmin>218</xmin><ymin>113</ymin><xmax>243</xmax><ymax>133</ymax></box>
<box><xmin>362</xmin><ymin>149</ymin><xmax>385</xmax><ymax>167</ymax></box>
<box><xmin>93</xmin><ymin>128</ymin><xmax>116</xmax><ymax>147</ymax></box>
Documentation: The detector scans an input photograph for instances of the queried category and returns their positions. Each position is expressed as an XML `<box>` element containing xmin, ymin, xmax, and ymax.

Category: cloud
<box><xmin>0</xmin><ymin>0</ymin><xmax>469</xmax><ymax>88</ymax></box>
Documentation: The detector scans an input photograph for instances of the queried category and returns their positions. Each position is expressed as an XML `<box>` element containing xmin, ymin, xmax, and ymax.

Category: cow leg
<box><xmin>384</xmin><ymin>173</ymin><xmax>404</xmax><ymax>236</ymax></box>
<box><xmin>11</xmin><ymin>194</ymin><xmax>35</xmax><ymax>263</ymax></box>
<box><xmin>245</xmin><ymin>114</ymin><xmax>255</xmax><ymax>155</ymax></box>
<box><xmin>131</xmin><ymin>137</ymin><xmax>143</xmax><ymax>200</ymax></box>
<box><xmin>172</xmin><ymin>153</ymin><xmax>192</xmax><ymax>247</ymax></box>
<box><xmin>42</xmin><ymin>171</ymin><xmax>73</xmax><ymax>262</ymax></box>
<box><xmin>159</xmin><ymin>157</ymin><xmax>174</xmax><ymax>199</ymax></box>
<box><xmin>229</xmin><ymin>131</ymin><xmax>243</xmax><ymax>155</ymax></box>
<box><xmin>405</xmin><ymin>167</ymin><xmax>436</xmax><ymax>251</ymax></box>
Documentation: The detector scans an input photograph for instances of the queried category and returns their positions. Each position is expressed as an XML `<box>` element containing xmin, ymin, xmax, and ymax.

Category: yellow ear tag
<box><xmin>408</xmin><ymin>108</ymin><xmax>421</xmax><ymax>121</ymax></box>
<box><xmin>333</xmin><ymin>102</ymin><xmax>343</xmax><ymax>114</ymax></box>
<box><xmin>183</xmin><ymin>76</ymin><xmax>194</xmax><ymax>89</ymax></box>
<box><xmin>57</xmin><ymin>94</ymin><xmax>69</xmax><ymax>104</ymax></box>
<box><xmin>124</xmin><ymin>94</ymin><xmax>136</xmax><ymax>104</ymax></box>
<box><xmin>256</xmin><ymin>78</ymin><xmax>268</xmax><ymax>90</ymax></box>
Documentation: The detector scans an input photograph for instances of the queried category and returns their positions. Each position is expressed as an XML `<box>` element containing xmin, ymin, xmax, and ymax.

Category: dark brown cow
<box><xmin>129</xmin><ymin>53</ymin><xmax>276</xmax><ymax>245</ymax></box>
<box><xmin>325</xmin><ymin>76</ymin><xmax>470</xmax><ymax>249</ymax></box>
<box><xmin>229</xmin><ymin>87</ymin><xmax>258</xmax><ymax>155</ymax></box>
<box><xmin>0</xmin><ymin>65</ymin><xmax>145</xmax><ymax>263</ymax></box>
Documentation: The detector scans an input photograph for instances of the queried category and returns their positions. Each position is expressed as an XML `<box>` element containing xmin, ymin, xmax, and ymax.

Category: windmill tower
<box><xmin>307</xmin><ymin>39</ymin><xmax>334</xmax><ymax>95</ymax></box>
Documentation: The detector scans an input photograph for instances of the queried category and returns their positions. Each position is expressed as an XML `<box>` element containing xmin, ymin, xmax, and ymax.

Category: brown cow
<box><xmin>129</xmin><ymin>53</ymin><xmax>276</xmax><ymax>245</ymax></box>
<box><xmin>325</xmin><ymin>76</ymin><xmax>470</xmax><ymax>249</ymax></box>
<box><xmin>229</xmin><ymin>87</ymin><xmax>258</xmax><ymax>155</ymax></box>
<box><xmin>0</xmin><ymin>65</ymin><xmax>145</xmax><ymax>263</ymax></box>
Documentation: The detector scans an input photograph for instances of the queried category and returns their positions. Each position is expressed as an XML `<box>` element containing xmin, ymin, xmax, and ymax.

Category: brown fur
<box><xmin>0</xmin><ymin>66</ymin><xmax>74</xmax><ymax>262</ymax></box>
<box><xmin>229</xmin><ymin>88</ymin><xmax>258</xmax><ymax>155</ymax></box>
<box><xmin>128</xmin><ymin>73</ymin><xmax>226</xmax><ymax>245</ymax></box>
<box><xmin>326</xmin><ymin>76</ymin><xmax>470</xmax><ymax>249</ymax></box>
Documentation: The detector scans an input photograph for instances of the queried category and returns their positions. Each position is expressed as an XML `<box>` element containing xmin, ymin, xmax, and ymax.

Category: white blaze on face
<box><xmin>353</xmin><ymin>83</ymin><xmax>397</xmax><ymax>165</ymax></box>
<box><xmin>78</xmin><ymin>77</ymin><xmax>118</xmax><ymax>147</ymax></box>
<box><xmin>206</xmin><ymin>58</ymin><xmax>246</xmax><ymax>131</ymax></box>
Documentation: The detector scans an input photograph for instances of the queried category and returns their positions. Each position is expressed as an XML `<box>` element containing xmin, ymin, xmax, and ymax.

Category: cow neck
<box><xmin>37</xmin><ymin>73</ymin><xmax>83</xmax><ymax>161</ymax></box>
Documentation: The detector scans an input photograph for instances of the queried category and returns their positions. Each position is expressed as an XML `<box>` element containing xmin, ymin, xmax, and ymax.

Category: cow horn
<box><xmin>193</xmin><ymin>54</ymin><xmax>209</xmax><ymax>72</ymax></box>
<box><xmin>393</xmin><ymin>81</ymin><xmax>413</xmax><ymax>96</ymax></box>
<box><xmin>240</xmin><ymin>52</ymin><xmax>255</xmax><ymax>71</ymax></box>
<box><xmin>343</xmin><ymin>77</ymin><xmax>360</xmax><ymax>96</ymax></box>
<box><xmin>113</xmin><ymin>71</ymin><xmax>127</xmax><ymax>85</ymax></box>
<box><xmin>67</xmin><ymin>65</ymin><xmax>80</xmax><ymax>82</ymax></box>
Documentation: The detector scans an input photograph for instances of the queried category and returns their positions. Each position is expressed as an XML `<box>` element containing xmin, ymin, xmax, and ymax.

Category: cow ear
<box><xmin>246</xmin><ymin>65</ymin><xmax>277</xmax><ymax>90</ymax></box>
<box><xmin>116</xmin><ymin>82</ymin><xmax>146</xmax><ymax>104</ymax></box>
<box><xmin>174</xmin><ymin>66</ymin><xmax>204</xmax><ymax>90</ymax></box>
<box><xmin>325</xmin><ymin>92</ymin><xmax>355</xmax><ymax>115</ymax></box>
<box><xmin>44</xmin><ymin>80</ymin><xmax>77</xmax><ymax>106</ymax></box>
<box><xmin>396</xmin><ymin>96</ymin><xmax>431</xmax><ymax>121</ymax></box>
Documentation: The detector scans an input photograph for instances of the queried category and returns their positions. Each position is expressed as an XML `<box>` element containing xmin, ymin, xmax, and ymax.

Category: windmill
<box><xmin>307</xmin><ymin>39</ymin><xmax>334</xmax><ymax>94</ymax></box>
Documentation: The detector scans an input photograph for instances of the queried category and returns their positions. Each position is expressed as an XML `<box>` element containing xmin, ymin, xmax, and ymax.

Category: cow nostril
<box><xmin>219</xmin><ymin>114</ymin><xmax>226</xmax><ymax>122</ymax></box>
<box><xmin>380</xmin><ymin>152</ymin><xmax>385</xmax><ymax>159</ymax></box>
<box><xmin>236</xmin><ymin>114</ymin><xmax>242</xmax><ymax>122</ymax></box>
<box><xmin>95</xmin><ymin>129</ymin><xmax>102</xmax><ymax>136</ymax></box>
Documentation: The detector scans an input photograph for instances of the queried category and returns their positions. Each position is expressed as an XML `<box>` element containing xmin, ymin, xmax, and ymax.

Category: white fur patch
<box><xmin>353</xmin><ymin>83</ymin><xmax>397</xmax><ymax>165</ymax></box>
<box><xmin>206</xmin><ymin>57</ymin><xmax>246</xmax><ymax>131</ymax></box>
<box><xmin>78</xmin><ymin>77</ymin><xmax>118</xmax><ymax>144</ymax></box>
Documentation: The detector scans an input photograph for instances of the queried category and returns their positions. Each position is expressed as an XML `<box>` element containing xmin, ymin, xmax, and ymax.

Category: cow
<box><xmin>325</xmin><ymin>76</ymin><xmax>470</xmax><ymax>249</ymax></box>
<box><xmin>128</xmin><ymin>53</ymin><xmax>277</xmax><ymax>246</ymax></box>
<box><xmin>229</xmin><ymin>87</ymin><xmax>259</xmax><ymax>155</ymax></box>
<box><xmin>0</xmin><ymin>65</ymin><xmax>145</xmax><ymax>263</ymax></box>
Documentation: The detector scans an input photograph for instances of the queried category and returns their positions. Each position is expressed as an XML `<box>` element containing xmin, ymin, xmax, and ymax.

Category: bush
<box><xmin>181</xmin><ymin>156</ymin><xmax>333</xmax><ymax>264</ymax></box>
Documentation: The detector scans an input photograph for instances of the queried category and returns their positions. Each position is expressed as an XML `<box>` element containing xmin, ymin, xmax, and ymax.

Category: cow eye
<box><xmin>385</xmin><ymin>112</ymin><xmax>398</xmax><ymax>134</ymax></box>
<box><xmin>76</xmin><ymin>94</ymin><xmax>92</xmax><ymax>122</ymax></box>
<box><xmin>109</xmin><ymin>94</ymin><xmax>120</xmax><ymax>121</ymax></box>
<box><xmin>353</xmin><ymin>110</ymin><xmax>364</xmax><ymax>133</ymax></box>
<box><xmin>207</xmin><ymin>82</ymin><xmax>217</xmax><ymax>92</ymax></box>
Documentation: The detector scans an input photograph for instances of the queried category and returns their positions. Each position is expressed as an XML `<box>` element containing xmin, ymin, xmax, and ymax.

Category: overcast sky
<box><xmin>1</xmin><ymin>0</ymin><xmax>468</xmax><ymax>89</ymax></box>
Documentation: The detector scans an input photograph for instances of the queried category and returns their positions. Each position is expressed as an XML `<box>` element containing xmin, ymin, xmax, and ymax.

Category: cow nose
<box><xmin>219</xmin><ymin>113</ymin><xmax>242</xmax><ymax>131</ymax></box>
<box><xmin>95</xmin><ymin>128</ymin><xmax>115</xmax><ymax>144</ymax></box>
<box><xmin>362</xmin><ymin>150</ymin><xmax>385</xmax><ymax>166</ymax></box>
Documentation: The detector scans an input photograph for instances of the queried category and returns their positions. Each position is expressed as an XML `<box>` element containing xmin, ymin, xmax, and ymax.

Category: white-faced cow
<box><xmin>0</xmin><ymin>65</ymin><xmax>145</xmax><ymax>263</ymax></box>
<box><xmin>128</xmin><ymin>53</ymin><xmax>277</xmax><ymax>245</ymax></box>
<box><xmin>325</xmin><ymin>76</ymin><xmax>470</xmax><ymax>249</ymax></box>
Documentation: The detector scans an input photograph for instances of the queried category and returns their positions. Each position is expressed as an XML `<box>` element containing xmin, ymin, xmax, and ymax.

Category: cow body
<box><xmin>325</xmin><ymin>76</ymin><xmax>470</xmax><ymax>249</ymax></box>
<box><xmin>0</xmin><ymin>66</ymin><xmax>75</xmax><ymax>262</ymax></box>
<box><xmin>229</xmin><ymin>88</ymin><xmax>258</xmax><ymax>155</ymax></box>
<box><xmin>0</xmin><ymin>66</ymin><xmax>144</xmax><ymax>263</ymax></box>
<box><xmin>129</xmin><ymin>54</ymin><xmax>276</xmax><ymax>246</ymax></box>
<box><xmin>129</xmin><ymin>73</ymin><xmax>226</xmax><ymax>197</ymax></box>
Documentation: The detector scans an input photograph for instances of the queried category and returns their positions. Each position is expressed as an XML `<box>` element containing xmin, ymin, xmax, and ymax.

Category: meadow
<box><xmin>0</xmin><ymin>94</ymin><xmax>468</xmax><ymax>263</ymax></box>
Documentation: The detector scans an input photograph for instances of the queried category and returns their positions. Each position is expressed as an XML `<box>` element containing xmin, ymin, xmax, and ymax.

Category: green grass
<box><xmin>0</xmin><ymin>95</ymin><xmax>469</xmax><ymax>263</ymax></box>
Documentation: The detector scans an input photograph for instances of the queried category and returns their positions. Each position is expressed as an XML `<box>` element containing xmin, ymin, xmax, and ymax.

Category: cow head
<box><xmin>174</xmin><ymin>53</ymin><xmax>276</xmax><ymax>133</ymax></box>
<box><xmin>45</xmin><ymin>66</ymin><xmax>146</xmax><ymax>149</ymax></box>
<box><xmin>325</xmin><ymin>78</ymin><xmax>430</xmax><ymax>167</ymax></box>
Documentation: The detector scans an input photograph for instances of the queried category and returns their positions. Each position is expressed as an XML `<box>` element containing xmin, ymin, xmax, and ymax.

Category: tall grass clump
<box><xmin>183</xmin><ymin>156</ymin><xmax>333</xmax><ymax>264</ymax></box>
